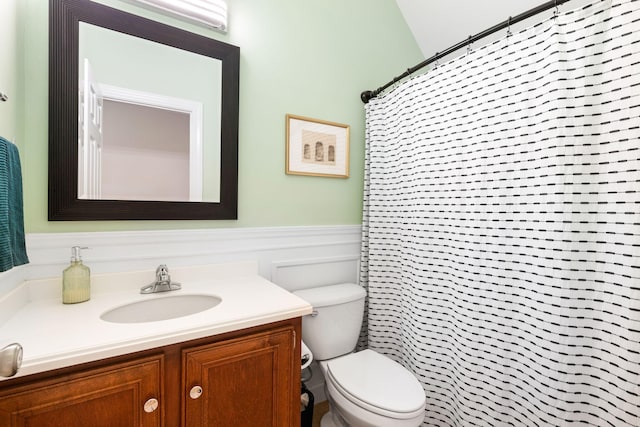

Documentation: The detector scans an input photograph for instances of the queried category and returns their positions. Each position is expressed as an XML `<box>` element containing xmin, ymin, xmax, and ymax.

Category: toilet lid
<box><xmin>326</xmin><ymin>349</ymin><xmax>425</xmax><ymax>415</ymax></box>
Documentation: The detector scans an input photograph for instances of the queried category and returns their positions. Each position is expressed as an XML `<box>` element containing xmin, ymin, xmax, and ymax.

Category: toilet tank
<box><xmin>293</xmin><ymin>283</ymin><xmax>366</xmax><ymax>361</ymax></box>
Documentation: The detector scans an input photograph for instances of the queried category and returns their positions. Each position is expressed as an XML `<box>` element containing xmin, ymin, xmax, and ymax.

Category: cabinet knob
<box><xmin>190</xmin><ymin>385</ymin><xmax>203</xmax><ymax>399</ymax></box>
<box><xmin>144</xmin><ymin>398</ymin><xmax>159</xmax><ymax>413</ymax></box>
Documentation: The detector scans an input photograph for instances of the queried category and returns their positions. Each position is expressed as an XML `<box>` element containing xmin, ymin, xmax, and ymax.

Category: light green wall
<box><xmin>19</xmin><ymin>0</ymin><xmax>423</xmax><ymax>232</ymax></box>
<box><xmin>0</xmin><ymin>0</ymin><xmax>19</xmax><ymax>143</ymax></box>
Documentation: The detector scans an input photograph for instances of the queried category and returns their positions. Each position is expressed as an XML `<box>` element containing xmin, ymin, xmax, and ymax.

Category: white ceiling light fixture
<box><xmin>134</xmin><ymin>0</ymin><xmax>227</xmax><ymax>32</ymax></box>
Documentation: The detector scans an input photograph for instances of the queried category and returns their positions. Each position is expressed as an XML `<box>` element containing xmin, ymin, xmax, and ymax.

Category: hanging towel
<box><xmin>0</xmin><ymin>136</ymin><xmax>29</xmax><ymax>272</ymax></box>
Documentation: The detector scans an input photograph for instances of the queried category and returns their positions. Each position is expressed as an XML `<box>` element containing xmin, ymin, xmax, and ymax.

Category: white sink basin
<box><xmin>100</xmin><ymin>294</ymin><xmax>222</xmax><ymax>323</ymax></box>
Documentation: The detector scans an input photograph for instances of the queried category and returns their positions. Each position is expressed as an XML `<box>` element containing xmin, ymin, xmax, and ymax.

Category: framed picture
<box><xmin>285</xmin><ymin>114</ymin><xmax>350</xmax><ymax>178</ymax></box>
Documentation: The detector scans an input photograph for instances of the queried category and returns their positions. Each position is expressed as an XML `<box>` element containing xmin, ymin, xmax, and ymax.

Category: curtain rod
<box><xmin>361</xmin><ymin>0</ymin><xmax>571</xmax><ymax>104</ymax></box>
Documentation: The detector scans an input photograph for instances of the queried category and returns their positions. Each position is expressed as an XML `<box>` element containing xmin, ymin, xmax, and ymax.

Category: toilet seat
<box><xmin>325</xmin><ymin>349</ymin><xmax>426</xmax><ymax>419</ymax></box>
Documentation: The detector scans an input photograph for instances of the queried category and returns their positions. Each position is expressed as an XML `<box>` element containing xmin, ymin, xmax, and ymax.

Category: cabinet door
<box><xmin>183</xmin><ymin>326</ymin><xmax>297</xmax><ymax>427</ymax></box>
<box><xmin>0</xmin><ymin>356</ymin><xmax>162</xmax><ymax>427</ymax></box>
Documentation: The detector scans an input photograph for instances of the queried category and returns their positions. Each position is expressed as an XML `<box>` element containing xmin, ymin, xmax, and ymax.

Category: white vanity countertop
<box><xmin>0</xmin><ymin>262</ymin><xmax>313</xmax><ymax>381</ymax></box>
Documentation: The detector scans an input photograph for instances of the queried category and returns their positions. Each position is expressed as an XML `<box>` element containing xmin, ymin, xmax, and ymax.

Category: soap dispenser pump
<box><xmin>62</xmin><ymin>246</ymin><xmax>90</xmax><ymax>304</ymax></box>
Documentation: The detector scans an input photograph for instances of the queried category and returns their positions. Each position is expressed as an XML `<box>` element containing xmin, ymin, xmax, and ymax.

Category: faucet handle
<box><xmin>156</xmin><ymin>264</ymin><xmax>170</xmax><ymax>281</ymax></box>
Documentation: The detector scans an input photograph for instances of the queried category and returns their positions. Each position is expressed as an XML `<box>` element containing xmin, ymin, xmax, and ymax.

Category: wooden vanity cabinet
<box><xmin>183</xmin><ymin>326</ymin><xmax>296</xmax><ymax>426</ymax></box>
<box><xmin>0</xmin><ymin>355</ymin><xmax>163</xmax><ymax>427</ymax></box>
<box><xmin>0</xmin><ymin>318</ymin><xmax>301</xmax><ymax>427</ymax></box>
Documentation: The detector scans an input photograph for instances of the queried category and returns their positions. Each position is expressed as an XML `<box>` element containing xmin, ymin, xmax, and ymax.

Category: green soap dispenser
<box><xmin>62</xmin><ymin>246</ymin><xmax>90</xmax><ymax>304</ymax></box>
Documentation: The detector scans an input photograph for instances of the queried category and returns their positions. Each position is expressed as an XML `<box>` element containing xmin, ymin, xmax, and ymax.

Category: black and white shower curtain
<box><xmin>361</xmin><ymin>0</ymin><xmax>640</xmax><ymax>425</ymax></box>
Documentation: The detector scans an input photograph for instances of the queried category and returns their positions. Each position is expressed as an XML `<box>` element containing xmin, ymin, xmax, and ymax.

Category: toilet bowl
<box><xmin>293</xmin><ymin>284</ymin><xmax>426</xmax><ymax>427</ymax></box>
<box><xmin>319</xmin><ymin>350</ymin><xmax>426</xmax><ymax>427</ymax></box>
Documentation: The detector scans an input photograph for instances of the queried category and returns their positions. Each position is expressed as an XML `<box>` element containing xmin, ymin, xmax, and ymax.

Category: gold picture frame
<box><xmin>285</xmin><ymin>114</ymin><xmax>350</xmax><ymax>178</ymax></box>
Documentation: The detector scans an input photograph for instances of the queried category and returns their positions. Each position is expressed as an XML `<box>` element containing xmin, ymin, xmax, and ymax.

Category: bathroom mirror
<box><xmin>49</xmin><ymin>0</ymin><xmax>239</xmax><ymax>220</ymax></box>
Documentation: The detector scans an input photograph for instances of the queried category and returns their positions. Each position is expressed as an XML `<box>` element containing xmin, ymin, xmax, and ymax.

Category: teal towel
<box><xmin>0</xmin><ymin>136</ymin><xmax>29</xmax><ymax>272</ymax></box>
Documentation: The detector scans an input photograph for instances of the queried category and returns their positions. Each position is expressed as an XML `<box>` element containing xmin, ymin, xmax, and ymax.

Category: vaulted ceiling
<box><xmin>395</xmin><ymin>0</ymin><xmax>586</xmax><ymax>59</ymax></box>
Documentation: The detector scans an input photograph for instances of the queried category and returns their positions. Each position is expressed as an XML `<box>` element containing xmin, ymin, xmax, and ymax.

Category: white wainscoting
<box><xmin>0</xmin><ymin>265</ymin><xmax>28</xmax><ymax>296</ymax></box>
<box><xmin>271</xmin><ymin>255</ymin><xmax>360</xmax><ymax>292</ymax></box>
<box><xmin>0</xmin><ymin>225</ymin><xmax>361</xmax><ymax>296</ymax></box>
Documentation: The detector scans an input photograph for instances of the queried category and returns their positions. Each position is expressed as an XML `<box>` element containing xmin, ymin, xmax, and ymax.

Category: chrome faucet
<box><xmin>140</xmin><ymin>264</ymin><xmax>182</xmax><ymax>294</ymax></box>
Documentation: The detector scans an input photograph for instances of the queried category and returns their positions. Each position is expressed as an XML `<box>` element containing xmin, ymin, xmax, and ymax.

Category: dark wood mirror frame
<box><xmin>49</xmin><ymin>0</ymin><xmax>239</xmax><ymax>220</ymax></box>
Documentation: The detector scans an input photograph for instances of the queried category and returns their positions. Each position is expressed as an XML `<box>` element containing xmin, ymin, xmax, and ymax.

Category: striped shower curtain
<box><xmin>361</xmin><ymin>1</ymin><xmax>640</xmax><ymax>425</ymax></box>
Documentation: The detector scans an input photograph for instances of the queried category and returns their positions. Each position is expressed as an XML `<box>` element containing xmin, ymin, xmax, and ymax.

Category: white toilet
<box><xmin>293</xmin><ymin>283</ymin><xmax>426</xmax><ymax>427</ymax></box>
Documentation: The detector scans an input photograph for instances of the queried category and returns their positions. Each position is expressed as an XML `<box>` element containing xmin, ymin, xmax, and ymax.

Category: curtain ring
<box><xmin>466</xmin><ymin>35</ymin><xmax>472</xmax><ymax>54</ymax></box>
<box><xmin>553</xmin><ymin>0</ymin><xmax>559</xmax><ymax>19</ymax></box>
<box><xmin>506</xmin><ymin>16</ymin><xmax>513</xmax><ymax>37</ymax></box>
<box><xmin>434</xmin><ymin>52</ymin><xmax>439</xmax><ymax>68</ymax></box>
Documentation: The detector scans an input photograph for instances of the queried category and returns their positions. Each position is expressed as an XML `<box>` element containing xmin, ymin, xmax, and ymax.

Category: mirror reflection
<box><xmin>49</xmin><ymin>0</ymin><xmax>239</xmax><ymax>221</ymax></box>
<box><xmin>78</xmin><ymin>22</ymin><xmax>222</xmax><ymax>202</ymax></box>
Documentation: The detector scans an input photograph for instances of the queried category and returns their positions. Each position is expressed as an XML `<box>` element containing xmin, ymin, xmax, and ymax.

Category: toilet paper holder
<box><xmin>301</xmin><ymin>340</ymin><xmax>313</xmax><ymax>370</ymax></box>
